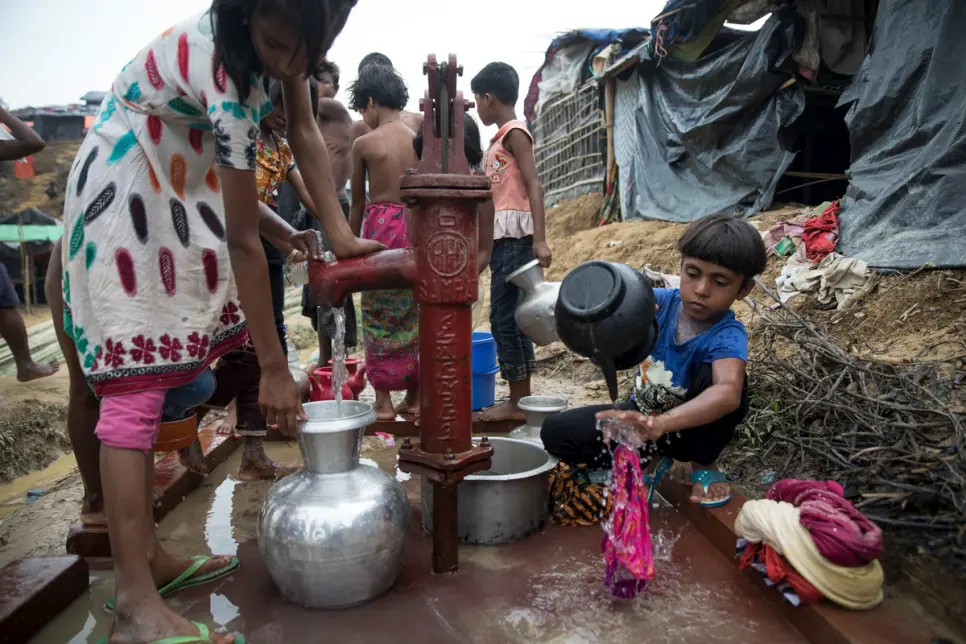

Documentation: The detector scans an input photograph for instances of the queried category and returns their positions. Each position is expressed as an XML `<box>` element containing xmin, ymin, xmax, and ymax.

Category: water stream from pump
<box><xmin>331</xmin><ymin>307</ymin><xmax>348</xmax><ymax>414</ymax></box>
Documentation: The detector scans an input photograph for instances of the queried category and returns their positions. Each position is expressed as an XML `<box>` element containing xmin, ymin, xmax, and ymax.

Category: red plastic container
<box><xmin>311</xmin><ymin>368</ymin><xmax>355</xmax><ymax>402</ymax></box>
<box><xmin>325</xmin><ymin>359</ymin><xmax>367</xmax><ymax>397</ymax></box>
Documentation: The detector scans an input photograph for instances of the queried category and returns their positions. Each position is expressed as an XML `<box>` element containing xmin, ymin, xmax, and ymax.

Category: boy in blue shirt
<box><xmin>542</xmin><ymin>214</ymin><xmax>767</xmax><ymax>508</ymax></box>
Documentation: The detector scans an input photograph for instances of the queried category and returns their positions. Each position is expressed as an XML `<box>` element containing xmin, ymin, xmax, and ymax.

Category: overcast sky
<box><xmin>0</xmin><ymin>0</ymin><xmax>668</xmax><ymax>136</ymax></box>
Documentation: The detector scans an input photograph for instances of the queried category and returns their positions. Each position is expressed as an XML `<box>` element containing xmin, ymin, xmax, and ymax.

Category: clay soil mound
<box><xmin>0</xmin><ymin>401</ymin><xmax>69</xmax><ymax>482</ymax></box>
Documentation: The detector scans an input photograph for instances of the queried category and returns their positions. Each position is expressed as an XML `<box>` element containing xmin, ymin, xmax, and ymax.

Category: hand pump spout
<box><xmin>308</xmin><ymin>249</ymin><xmax>417</xmax><ymax>308</ymax></box>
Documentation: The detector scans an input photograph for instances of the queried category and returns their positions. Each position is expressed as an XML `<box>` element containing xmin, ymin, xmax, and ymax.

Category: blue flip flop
<box><xmin>690</xmin><ymin>469</ymin><xmax>732</xmax><ymax>508</ymax></box>
<box><xmin>644</xmin><ymin>456</ymin><xmax>674</xmax><ymax>504</ymax></box>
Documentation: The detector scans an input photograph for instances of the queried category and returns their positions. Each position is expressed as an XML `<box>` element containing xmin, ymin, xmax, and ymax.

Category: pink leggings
<box><xmin>95</xmin><ymin>389</ymin><xmax>167</xmax><ymax>452</ymax></box>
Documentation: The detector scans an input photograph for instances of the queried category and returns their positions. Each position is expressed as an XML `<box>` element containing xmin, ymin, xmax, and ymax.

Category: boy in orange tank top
<box><xmin>472</xmin><ymin>62</ymin><xmax>552</xmax><ymax>423</ymax></box>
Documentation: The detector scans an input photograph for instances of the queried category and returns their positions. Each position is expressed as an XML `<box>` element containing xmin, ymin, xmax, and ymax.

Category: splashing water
<box><xmin>330</xmin><ymin>307</ymin><xmax>348</xmax><ymax>413</ymax></box>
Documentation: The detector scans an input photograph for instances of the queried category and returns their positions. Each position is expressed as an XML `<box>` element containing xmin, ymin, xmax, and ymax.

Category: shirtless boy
<box><xmin>350</xmin><ymin>53</ymin><xmax>424</xmax><ymax>142</ymax></box>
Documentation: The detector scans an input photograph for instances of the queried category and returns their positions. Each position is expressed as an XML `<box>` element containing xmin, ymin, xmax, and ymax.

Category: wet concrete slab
<box><xmin>0</xmin><ymin>556</ymin><xmax>88</xmax><ymax>644</ymax></box>
<box><xmin>31</xmin><ymin>443</ymin><xmax>806</xmax><ymax>643</ymax></box>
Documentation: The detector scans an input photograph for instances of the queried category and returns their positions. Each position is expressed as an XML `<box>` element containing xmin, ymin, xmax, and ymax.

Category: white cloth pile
<box><xmin>776</xmin><ymin>252</ymin><xmax>869</xmax><ymax>309</ymax></box>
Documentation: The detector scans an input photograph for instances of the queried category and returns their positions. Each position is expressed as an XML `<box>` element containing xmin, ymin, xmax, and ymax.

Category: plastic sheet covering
<box><xmin>615</xmin><ymin>12</ymin><xmax>804</xmax><ymax>223</ymax></box>
<box><xmin>534</xmin><ymin>43</ymin><xmax>595</xmax><ymax>117</ymax></box>
<box><xmin>837</xmin><ymin>0</ymin><xmax>966</xmax><ymax>269</ymax></box>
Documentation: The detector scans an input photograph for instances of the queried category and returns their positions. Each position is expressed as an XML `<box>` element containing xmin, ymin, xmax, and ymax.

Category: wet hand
<box><xmin>258</xmin><ymin>365</ymin><xmax>307</xmax><ymax>437</ymax></box>
<box><xmin>595</xmin><ymin>409</ymin><xmax>666</xmax><ymax>444</ymax></box>
<box><xmin>333</xmin><ymin>236</ymin><xmax>386</xmax><ymax>259</ymax></box>
<box><xmin>288</xmin><ymin>230</ymin><xmax>324</xmax><ymax>262</ymax></box>
<box><xmin>534</xmin><ymin>240</ymin><xmax>553</xmax><ymax>269</ymax></box>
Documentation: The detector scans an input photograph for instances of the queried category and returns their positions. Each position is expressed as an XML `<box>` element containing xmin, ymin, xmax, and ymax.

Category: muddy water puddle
<box><xmin>30</xmin><ymin>439</ymin><xmax>804</xmax><ymax>643</ymax></box>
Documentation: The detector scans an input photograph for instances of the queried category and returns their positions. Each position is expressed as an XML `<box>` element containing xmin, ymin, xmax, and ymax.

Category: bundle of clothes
<box><xmin>762</xmin><ymin>201</ymin><xmax>872</xmax><ymax>310</ymax></box>
<box><xmin>734</xmin><ymin>478</ymin><xmax>885</xmax><ymax>610</ymax></box>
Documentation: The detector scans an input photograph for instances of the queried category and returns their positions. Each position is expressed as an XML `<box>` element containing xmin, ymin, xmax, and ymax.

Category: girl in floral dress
<box><xmin>59</xmin><ymin>2</ymin><xmax>380</xmax><ymax>642</ymax></box>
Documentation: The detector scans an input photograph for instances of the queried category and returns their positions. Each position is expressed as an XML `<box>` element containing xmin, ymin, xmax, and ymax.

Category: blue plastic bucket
<box><xmin>471</xmin><ymin>366</ymin><xmax>500</xmax><ymax>411</ymax></box>
<box><xmin>472</xmin><ymin>331</ymin><xmax>497</xmax><ymax>373</ymax></box>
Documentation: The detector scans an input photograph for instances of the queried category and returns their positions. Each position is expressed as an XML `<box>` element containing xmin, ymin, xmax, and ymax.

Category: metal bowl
<box><xmin>420</xmin><ymin>437</ymin><xmax>558</xmax><ymax>544</ymax></box>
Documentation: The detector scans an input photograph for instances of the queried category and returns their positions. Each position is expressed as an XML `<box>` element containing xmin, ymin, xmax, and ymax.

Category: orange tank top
<box><xmin>485</xmin><ymin>120</ymin><xmax>534</xmax><ymax>240</ymax></box>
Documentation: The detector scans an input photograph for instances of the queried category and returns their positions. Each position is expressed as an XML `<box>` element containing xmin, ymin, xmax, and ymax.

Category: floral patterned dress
<box><xmin>61</xmin><ymin>11</ymin><xmax>272</xmax><ymax>397</ymax></box>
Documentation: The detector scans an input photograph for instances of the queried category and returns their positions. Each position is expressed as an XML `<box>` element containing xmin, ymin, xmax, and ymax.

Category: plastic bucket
<box><xmin>472</xmin><ymin>332</ymin><xmax>497</xmax><ymax>374</ymax></box>
<box><xmin>472</xmin><ymin>366</ymin><xmax>500</xmax><ymax>411</ymax></box>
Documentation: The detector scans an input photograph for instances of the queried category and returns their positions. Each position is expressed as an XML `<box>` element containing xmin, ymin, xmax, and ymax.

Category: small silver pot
<box><xmin>506</xmin><ymin>259</ymin><xmax>561</xmax><ymax>347</ymax></box>
<box><xmin>508</xmin><ymin>395</ymin><xmax>568</xmax><ymax>448</ymax></box>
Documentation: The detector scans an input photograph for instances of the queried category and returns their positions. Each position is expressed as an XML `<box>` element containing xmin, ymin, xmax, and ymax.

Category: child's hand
<box><xmin>533</xmin><ymin>240</ymin><xmax>552</xmax><ymax>269</ymax></box>
<box><xmin>288</xmin><ymin>230</ymin><xmax>324</xmax><ymax>262</ymax></box>
<box><xmin>595</xmin><ymin>409</ymin><xmax>667</xmax><ymax>445</ymax></box>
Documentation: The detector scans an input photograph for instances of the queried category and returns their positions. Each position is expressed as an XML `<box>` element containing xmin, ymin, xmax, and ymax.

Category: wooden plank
<box><xmin>0</xmin><ymin>556</ymin><xmax>89</xmax><ymax>644</ymax></box>
<box><xmin>66</xmin><ymin>423</ymin><xmax>240</xmax><ymax>558</ymax></box>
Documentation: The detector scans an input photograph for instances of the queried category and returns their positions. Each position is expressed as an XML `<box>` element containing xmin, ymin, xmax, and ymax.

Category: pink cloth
<box><xmin>602</xmin><ymin>445</ymin><xmax>655</xmax><ymax>599</ymax></box>
<box><xmin>95</xmin><ymin>389</ymin><xmax>167</xmax><ymax>452</ymax></box>
<box><xmin>360</xmin><ymin>203</ymin><xmax>419</xmax><ymax>391</ymax></box>
<box><xmin>766</xmin><ymin>479</ymin><xmax>883</xmax><ymax>567</ymax></box>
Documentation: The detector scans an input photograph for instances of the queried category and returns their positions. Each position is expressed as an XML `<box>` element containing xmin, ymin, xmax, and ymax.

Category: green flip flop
<box><xmin>96</xmin><ymin>620</ymin><xmax>246</xmax><ymax>644</ymax></box>
<box><xmin>104</xmin><ymin>555</ymin><xmax>240</xmax><ymax>613</ymax></box>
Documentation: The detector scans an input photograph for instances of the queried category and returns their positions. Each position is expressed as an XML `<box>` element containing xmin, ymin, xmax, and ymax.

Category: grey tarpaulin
<box><xmin>837</xmin><ymin>0</ymin><xmax>966</xmax><ymax>269</ymax></box>
<box><xmin>615</xmin><ymin>11</ymin><xmax>805</xmax><ymax>223</ymax></box>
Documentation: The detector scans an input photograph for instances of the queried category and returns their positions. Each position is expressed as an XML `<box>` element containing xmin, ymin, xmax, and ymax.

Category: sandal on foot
<box><xmin>104</xmin><ymin>556</ymin><xmax>240</xmax><ymax>613</ymax></box>
<box><xmin>690</xmin><ymin>469</ymin><xmax>732</xmax><ymax>508</ymax></box>
<box><xmin>644</xmin><ymin>456</ymin><xmax>673</xmax><ymax>504</ymax></box>
<box><xmin>96</xmin><ymin>621</ymin><xmax>246</xmax><ymax>644</ymax></box>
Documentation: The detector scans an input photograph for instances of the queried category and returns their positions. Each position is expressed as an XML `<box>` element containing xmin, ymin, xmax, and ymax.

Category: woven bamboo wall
<box><xmin>532</xmin><ymin>83</ymin><xmax>605</xmax><ymax>206</ymax></box>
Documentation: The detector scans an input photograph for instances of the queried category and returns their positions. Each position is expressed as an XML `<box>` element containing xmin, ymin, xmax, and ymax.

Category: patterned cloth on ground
<box><xmin>548</xmin><ymin>462</ymin><xmax>611</xmax><ymax>526</ymax></box>
<box><xmin>602</xmin><ymin>445</ymin><xmax>654</xmax><ymax>599</ymax></box>
<box><xmin>737</xmin><ymin>539</ymin><xmax>822</xmax><ymax>606</ymax></box>
<box><xmin>360</xmin><ymin>202</ymin><xmax>418</xmax><ymax>391</ymax></box>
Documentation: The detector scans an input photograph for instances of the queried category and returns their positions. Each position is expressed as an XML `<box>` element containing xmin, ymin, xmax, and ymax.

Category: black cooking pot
<box><xmin>554</xmin><ymin>260</ymin><xmax>659</xmax><ymax>399</ymax></box>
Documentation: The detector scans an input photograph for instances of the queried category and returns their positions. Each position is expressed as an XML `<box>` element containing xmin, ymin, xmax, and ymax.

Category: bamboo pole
<box><xmin>17</xmin><ymin>212</ymin><xmax>32</xmax><ymax>315</ymax></box>
<box><xmin>605</xmin><ymin>77</ymin><xmax>616</xmax><ymax>179</ymax></box>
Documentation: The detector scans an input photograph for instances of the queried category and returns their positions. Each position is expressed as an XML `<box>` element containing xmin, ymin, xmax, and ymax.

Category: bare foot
<box><xmin>689</xmin><ymin>464</ymin><xmax>731</xmax><ymax>505</ymax></box>
<box><xmin>374</xmin><ymin>389</ymin><xmax>396</xmax><ymax>421</ymax></box>
<box><xmin>479</xmin><ymin>400</ymin><xmax>526</xmax><ymax>423</ymax></box>
<box><xmin>237</xmin><ymin>457</ymin><xmax>299</xmax><ymax>482</ymax></box>
<box><xmin>112</xmin><ymin>595</ymin><xmax>237</xmax><ymax>644</ymax></box>
<box><xmin>150</xmin><ymin>548</ymin><xmax>237</xmax><ymax>588</ymax></box>
<box><xmin>16</xmin><ymin>361</ymin><xmax>59</xmax><ymax>383</ymax></box>
<box><xmin>177</xmin><ymin>441</ymin><xmax>208</xmax><ymax>475</ymax></box>
<box><xmin>214</xmin><ymin>403</ymin><xmax>238</xmax><ymax>436</ymax></box>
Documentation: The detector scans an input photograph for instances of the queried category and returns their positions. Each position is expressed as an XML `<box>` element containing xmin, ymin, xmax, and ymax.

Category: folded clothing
<box><xmin>735</xmin><ymin>499</ymin><xmax>884</xmax><ymax>610</ymax></box>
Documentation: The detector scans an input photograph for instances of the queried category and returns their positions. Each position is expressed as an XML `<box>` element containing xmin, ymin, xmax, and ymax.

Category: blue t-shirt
<box><xmin>638</xmin><ymin>288</ymin><xmax>748</xmax><ymax>393</ymax></box>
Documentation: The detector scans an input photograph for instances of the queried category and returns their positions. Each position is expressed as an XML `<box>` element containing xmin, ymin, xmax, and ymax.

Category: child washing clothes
<box><xmin>542</xmin><ymin>214</ymin><xmax>767</xmax><ymax>510</ymax></box>
<box><xmin>472</xmin><ymin>62</ymin><xmax>552</xmax><ymax>423</ymax></box>
<box><xmin>348</xmin><ymin>63</ymin><xmax>420</xmax><ymax>420</ymax></box>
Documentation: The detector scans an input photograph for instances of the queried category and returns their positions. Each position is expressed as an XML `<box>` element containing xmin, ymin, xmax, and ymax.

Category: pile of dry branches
<box><xmin>732</xmin><ymin>283</ymin><xmax>966</xmax><ymax>574</ymax></box>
